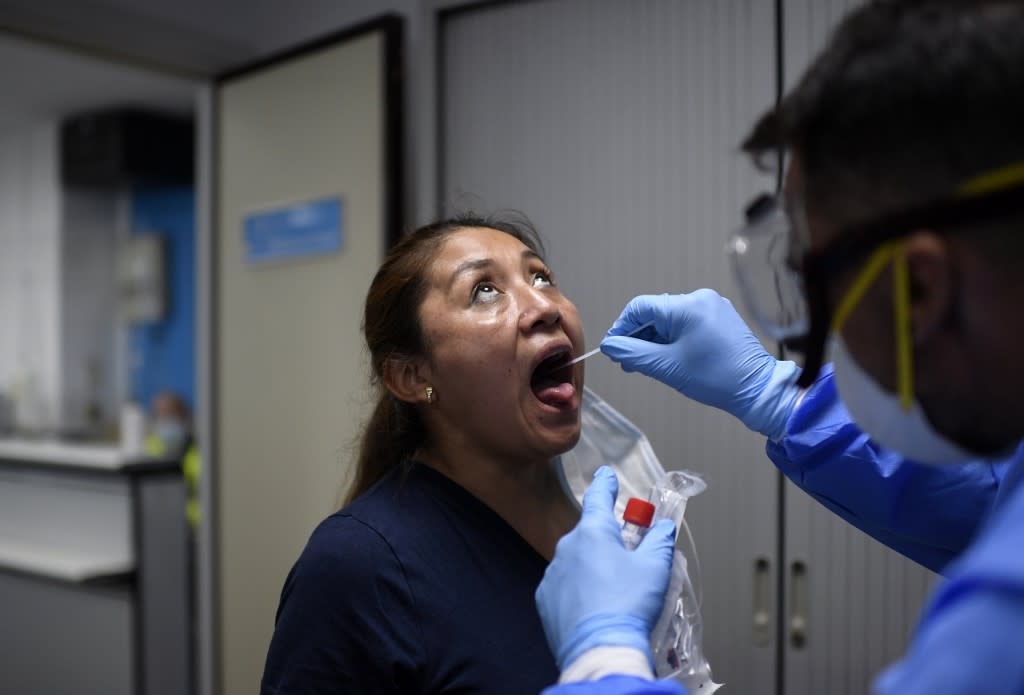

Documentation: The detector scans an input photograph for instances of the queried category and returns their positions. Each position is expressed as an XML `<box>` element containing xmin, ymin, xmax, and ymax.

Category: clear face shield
<box><xmin>726</xmin><ymin>193</ymin><xmax>810</xmax><ymax>344</ymax></box>
<box><xmin>727</xmin><ymin>162</ymin><xmax>1024</xmax><ymax>392</ymax></box>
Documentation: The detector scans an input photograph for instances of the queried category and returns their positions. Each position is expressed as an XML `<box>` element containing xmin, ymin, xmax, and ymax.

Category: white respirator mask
<box><xmin>831</xmin><ymin>337</ymin><xmax>975</xmax><ymax>465</ymax></box>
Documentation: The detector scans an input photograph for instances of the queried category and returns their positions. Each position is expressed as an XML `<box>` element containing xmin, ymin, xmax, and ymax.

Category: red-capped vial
<box><xmin>622</xmin><ymin>498</ymin><xmax>656</xmax><ymax>550</ymax></box>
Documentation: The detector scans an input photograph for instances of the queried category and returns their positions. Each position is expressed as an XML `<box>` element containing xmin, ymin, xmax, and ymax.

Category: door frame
<box><xmin>200</xmin><ymin>15</ymin><xmax>404</xmax><ymax>694</ymax></box>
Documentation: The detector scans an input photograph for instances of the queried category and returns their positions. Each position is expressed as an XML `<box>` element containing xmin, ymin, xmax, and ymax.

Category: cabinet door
<box><xmin>441</xmin><ymin>2</ymin><xmax>779</xmax><ymax>691</ymax></box>
<box><xmin>782</xmin><ymin>488</ymin><xmax>937</xmax><ymax>695</ymax></box>
<box><xmin>780</xmin><ymin>2</ymin><xmax>937</xmax><ymax>694</ymax></box>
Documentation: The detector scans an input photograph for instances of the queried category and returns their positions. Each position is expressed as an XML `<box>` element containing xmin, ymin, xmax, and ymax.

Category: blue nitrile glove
<box><xmin>536</xmin><ymin>466</ymin><xmax>676</xmax><ymax>672</ymax></box>
<box><xmin>600</xmin><ymin>289</ymin><xmax>801</xmax><ymax>441</ymax></box>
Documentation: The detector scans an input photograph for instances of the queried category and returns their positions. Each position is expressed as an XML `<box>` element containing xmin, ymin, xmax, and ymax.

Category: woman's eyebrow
<box><xmin>448</xmin><ymin>258</ymin><xmax>493</xmax><ymax>288</ymax></box>
<box><xmin>448</xmin><ymin>251</ymin><xmax>543</xmax><ymax>288</ymax></box>
<box><xmin>521</xmin><ymin>249</ymin><xmax>543</xmax><ymax>265</ymax></box>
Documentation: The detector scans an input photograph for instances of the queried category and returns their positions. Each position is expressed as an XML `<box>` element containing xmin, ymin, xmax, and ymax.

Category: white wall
<box><xmin>0</xmin><ymin>29</ymin><xmax>196</xmax><ymax>436</ymax></box>
<box><xmin>0</xmin><ymin>123</ymin><xmax>128</xmax><ymax>436</ymax></box>
<box><xmin>0</xmin><ymin>122</ymin><xmax>62</xmax><ymax>432</ymax></box>
<box><xmin>59</xmin><ymin>187</ymin><xmax>123</xmax><ymax>432</ymax></box>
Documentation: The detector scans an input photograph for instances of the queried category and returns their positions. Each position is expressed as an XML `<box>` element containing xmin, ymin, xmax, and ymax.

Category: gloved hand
<box><xmin>600</xmin><ymin>289</ymin><xmax>801</xmax><ymax>441</ymax></box>
<box><xmin>536</xmin><ymin>466</ymin><xmax>676</xmax><ymax>672</ymax></box>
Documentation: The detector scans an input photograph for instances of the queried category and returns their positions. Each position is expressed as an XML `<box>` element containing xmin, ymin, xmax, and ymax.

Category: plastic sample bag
<box><xmin>557</xmin><ymin>387</ymin><xmax>721</xmax><ymax>692</ymax></box>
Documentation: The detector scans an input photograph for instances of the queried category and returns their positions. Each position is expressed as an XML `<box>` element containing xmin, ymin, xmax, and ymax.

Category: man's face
<box><xmin>784</xmin><ymin>161</ymin><xmax>900</xmax><ymax>394</ymax></box>
<box><xmin>784</xmin><ymin>157</ymin><xmax>1024</xmax><ymax>456</ymax></box>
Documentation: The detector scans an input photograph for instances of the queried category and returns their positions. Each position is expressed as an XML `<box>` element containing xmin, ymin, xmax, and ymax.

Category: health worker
<box><xmin>535</xmin><ymin>1</ymin><xmax>1024</xmax><ymax>694</ymax></box>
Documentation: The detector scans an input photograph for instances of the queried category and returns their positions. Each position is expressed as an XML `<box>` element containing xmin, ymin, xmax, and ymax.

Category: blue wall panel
<box><xmin>130</xmin><ymin>186</ymin><xmax>195</xmax><ymax>412</ymax></box>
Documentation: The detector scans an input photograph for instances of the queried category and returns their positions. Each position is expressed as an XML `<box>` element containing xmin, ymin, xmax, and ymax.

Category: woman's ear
<box><xmin>905</xmin><ymin>229</ymin><xmax>953</xmax><ymax>345</ymax></box>
<box><xmin>381</xmin><ymin>356</ymin><xmax>433</xmax><ymax>405</ymax></box>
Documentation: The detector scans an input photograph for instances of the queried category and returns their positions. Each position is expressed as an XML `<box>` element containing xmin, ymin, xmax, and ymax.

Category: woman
<box><xmin>260</xmin><ymin>214</ymin><xmax>586</xmax><ymax>694</ymax></box>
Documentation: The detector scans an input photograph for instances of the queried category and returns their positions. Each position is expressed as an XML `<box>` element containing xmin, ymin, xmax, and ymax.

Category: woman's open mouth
<box><xmin>530</xmin><ymin>347</ymin><xmax>576</xmax><ymax>409</ymax></box>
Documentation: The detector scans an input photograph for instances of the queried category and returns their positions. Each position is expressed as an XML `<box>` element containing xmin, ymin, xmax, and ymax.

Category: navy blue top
<box><xmin>260</xmin><ymin>461</ymin><xmax>559</xmax><ymax>694</ymax></box>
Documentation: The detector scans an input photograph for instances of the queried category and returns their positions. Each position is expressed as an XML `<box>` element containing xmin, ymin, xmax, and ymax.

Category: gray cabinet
<box><xmin>0</xmin><ymin>441</ymin><xmax>189</xmax><ymax>695</ymax></box>
<box><xmin>439</xmin><ymin>1</ymin><xmax>934</xmax><ymax>693</ymax></box>
<box><xmin>779</xmin><ymin>2</ymin><xmax>936</xmax><ymax>693</ymax></box>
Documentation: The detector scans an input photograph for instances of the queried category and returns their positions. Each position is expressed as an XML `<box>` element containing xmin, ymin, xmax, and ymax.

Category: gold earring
<box><xmin>425</xmin><ymin>386</ymin><xmax>434</xmax><ymax>404</ymax></box>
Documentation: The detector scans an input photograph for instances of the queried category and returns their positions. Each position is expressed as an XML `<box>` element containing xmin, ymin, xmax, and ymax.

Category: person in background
<box><xmin>145</xmin><ymin>389</ymin><xmax>201</xmax><ymax>695</ymax></box>
<box><xmin>537</xmin><ymin>1</ymin><xmax>1024</xmax><ymax>693</ymax></box>
<box><xmin>148</xmin><ymin>392</ymin><xmax>191</xmax><ymax>453</ymax></box>
<box><xmin>145</xmin><ymin>390</ymin><xmax>200</xmax><ymax>529</ymax></box>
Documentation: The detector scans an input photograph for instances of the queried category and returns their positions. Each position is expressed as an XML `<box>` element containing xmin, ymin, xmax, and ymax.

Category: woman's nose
<box><xmin>519</xmin><ymin>287</ymin><xmax>562</xmax><ymax>332</ymax></box>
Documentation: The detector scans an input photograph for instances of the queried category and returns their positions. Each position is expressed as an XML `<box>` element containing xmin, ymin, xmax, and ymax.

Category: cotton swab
<box><xmin>565</xmin><ymin>320</ymin><xmax>656</xmax><ymax>366</ymax></box>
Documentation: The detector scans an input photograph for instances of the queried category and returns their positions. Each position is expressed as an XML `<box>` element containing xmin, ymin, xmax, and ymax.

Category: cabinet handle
<box><xmin>752</xmin><ymin>556</ymin><xmax>772</xmax><ymax>646</ymax></box>
<box><xmin>789</xmin><ymin>560</ymin><xmax>808</xmax><ymax>649</ymax></box>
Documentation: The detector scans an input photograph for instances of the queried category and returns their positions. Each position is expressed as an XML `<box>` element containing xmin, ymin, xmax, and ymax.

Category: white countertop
<box><xmin>0</xmin><ymin>536</ymin><xmax>133</xmax><ymax>582</ymax></box>
<box><xmin>0</xmin><ymin>438</ymin><xmax>131</xmax><ymax>470</ymax></box>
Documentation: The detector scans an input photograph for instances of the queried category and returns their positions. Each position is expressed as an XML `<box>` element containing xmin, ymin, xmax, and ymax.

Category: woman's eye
<box><xmin>532</xmin><ymin>271</ymin><xmax>554</xmax><ymax>287</ymax></box>
<box><xmin>471</xmin><ymin>282</ymin><xmax>500</xmax><ymax>303</ymax></box>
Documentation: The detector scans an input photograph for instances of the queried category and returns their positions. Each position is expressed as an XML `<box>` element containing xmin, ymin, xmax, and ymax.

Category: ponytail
<box><xmin>344</xmin><ymin>389</ymin><xmax>425</xmax><ymax>505</ymax></box>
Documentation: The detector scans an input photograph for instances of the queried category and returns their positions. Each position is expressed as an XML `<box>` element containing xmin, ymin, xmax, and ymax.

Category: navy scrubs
<box><xmin>260</xmin><ymin>461</ymin><xmax>559</xmax><ymax>694</ymax></box>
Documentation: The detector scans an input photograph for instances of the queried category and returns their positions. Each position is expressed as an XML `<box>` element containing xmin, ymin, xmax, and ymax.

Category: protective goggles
<box><xmin>729</xmin><ymin>161</ymin><xmax>1024</xmax><ymax>391</ymax></box>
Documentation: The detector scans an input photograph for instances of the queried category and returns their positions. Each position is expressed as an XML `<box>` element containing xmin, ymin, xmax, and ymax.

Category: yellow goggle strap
<box><xmin>830</xmin><ymin>241</ymin><xmax>899</xmax><ymax>332</ymax></box>
<box><xmin>824</xmin><ymin>159</ymin><xmax>1024</xmax><ymax>410</ymax></box>
<box><xmin>957</xmin><ymin>161</ymin><xmax>1024</xmax><ymax>198</ymax></box>
<box><xmin>892</xmin><ymin>248</ymin><xmax>913</xmax><ymax>410</ymax></box>
<box><xmin>830</xmin><ymin>241</ymin><xmax>914</xmax><ymax>411</ymax></box>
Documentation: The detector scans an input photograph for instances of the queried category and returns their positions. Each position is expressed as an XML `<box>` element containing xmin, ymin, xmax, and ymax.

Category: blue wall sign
<box><xmin>243</xmin><ymin>197</ymin><xmax>343</xmax><ymax>264</ymax></box>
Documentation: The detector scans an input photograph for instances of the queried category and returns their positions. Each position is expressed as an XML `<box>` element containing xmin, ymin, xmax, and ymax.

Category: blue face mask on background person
<box><xmin>156</xmin><ymin>418</ymin><xmax>188</xmax><ymax>453</ymax></box>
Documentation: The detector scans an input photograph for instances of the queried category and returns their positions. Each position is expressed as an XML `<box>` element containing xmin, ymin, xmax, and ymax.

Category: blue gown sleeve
<box><xmin>872</xmin><ymin>588</ymin><xmax>1024</xmax><ymax>694</ymax></box>
<box><xmin>541</xmin><ymin>676</ymin><xmax>688</xmax><ymax>695</ymax></box>
<box><xmin>260</xmin><ymin>515</ymin><xmax>425</xmax><ymax>694</ymax></box>
<box><xmin>872</xmin><ymin>482</ymin><xmax>1024</xmax><ymax>694</ymax></box>
<box><xmin>765</xmin><ymin>364</ymin><xmax>1006</xmax><ymax>574</ymax></box>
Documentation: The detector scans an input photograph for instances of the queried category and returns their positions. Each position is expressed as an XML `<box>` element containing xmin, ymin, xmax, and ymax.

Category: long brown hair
<box><xmin>344</xmin><ymin>213</ymin><xmax>546</xmax><ymax>504</ymax></box>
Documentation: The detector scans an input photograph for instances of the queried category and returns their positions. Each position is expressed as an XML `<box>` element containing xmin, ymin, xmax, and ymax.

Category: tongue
<box><xmin>534</xmin><ymin>381</ymin><xmax>576</xmax><ymax>407</ymax></box>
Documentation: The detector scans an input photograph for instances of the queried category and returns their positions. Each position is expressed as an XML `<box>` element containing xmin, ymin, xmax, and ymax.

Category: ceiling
<box><xmin>0</xmin><ymin>0</ymin><xmax>412</xmax><ymax>131</ymax></box>
<box><xmin>0</xmin><ymin>0</ymin><xmax>414</xmax><ymax>77</ymax></box>
<box><xmin>0</xmin><ymin>33</ymin><xmax>197</xmax><ymax>132</ymax></box>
